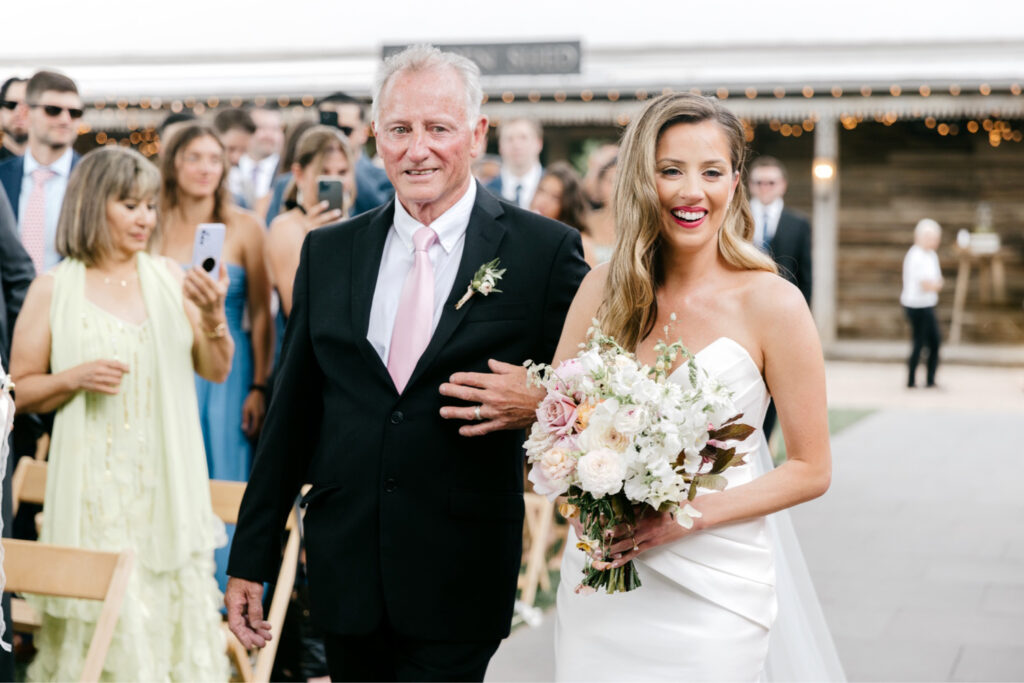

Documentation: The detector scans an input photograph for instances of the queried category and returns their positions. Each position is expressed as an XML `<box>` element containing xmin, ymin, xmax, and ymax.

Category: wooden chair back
<box><xmin>11</xmin><ymin>456</ymin><xmax>47</xmax><ymax>516</ymax></box>
<box><xmin>4</xmin><ymin>539</ymin><xmax>133</xmax><ymax>682</ymax></box>
<box><xmin>209</xmin><ymin>479</ymin><xmax>302</xmax><ymax>683</ymax></box>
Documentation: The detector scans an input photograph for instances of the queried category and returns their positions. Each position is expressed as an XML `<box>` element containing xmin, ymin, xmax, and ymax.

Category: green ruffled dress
<box><xmin>27</xmin><ymin>253</ymin><xmax>230</xmax><ymax>682</ymax></box>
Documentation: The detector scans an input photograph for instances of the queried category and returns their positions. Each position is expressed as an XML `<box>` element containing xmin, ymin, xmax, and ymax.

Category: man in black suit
<box><xmin>225</xmin><ymin>44</ymin><xmax>588</xmax><ymax>682</ymax></box>
<box><xmin>0</xmin><ymin>184</ymin><xmax>35</xmax><ymax>681</ymax></box>
<box><xmin>748</xmin><ymin>156</ymin><xmax>811</xmax><ymax>303</ymax></box>
<box><xmin>748</xmin><ymin>156</ymin><xmax>812</xmax><ymax>438</ymax></box>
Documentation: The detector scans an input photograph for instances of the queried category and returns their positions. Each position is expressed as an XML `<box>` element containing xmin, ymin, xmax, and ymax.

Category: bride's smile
<box><xmin>654</xmin><ymin>119</ymin><xmax>739</xmax><ymax>251</ymax></box>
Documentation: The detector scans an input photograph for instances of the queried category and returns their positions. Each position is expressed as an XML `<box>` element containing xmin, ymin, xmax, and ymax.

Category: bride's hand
<box><xmin>598</xmin><ymin>506</ymin><xmax>700</xmax><ymax>569</ymax></box>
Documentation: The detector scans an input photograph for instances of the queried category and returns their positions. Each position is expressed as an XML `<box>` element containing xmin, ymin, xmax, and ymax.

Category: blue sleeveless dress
<box><xmin>195</xmin><ymin>262</ymin><xmax>253</xmax><ymax>594</ymax></box>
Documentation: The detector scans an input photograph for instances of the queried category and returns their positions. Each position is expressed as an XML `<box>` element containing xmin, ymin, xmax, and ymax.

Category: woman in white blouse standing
<box><xmin>900</xmin><ymin>218</ymin><xmax>944</xmax><ymax>388</ymax></box>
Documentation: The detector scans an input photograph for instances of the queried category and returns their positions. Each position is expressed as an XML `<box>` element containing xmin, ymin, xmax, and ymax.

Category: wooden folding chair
<box><xmin>4</xmin><ymin>539</ymin><xmax>134</xmax><ymax>682</ymax></box>
<box><xmin>210</xmin><ymin>480</ymin><xmax>302</xmax><ymax>683</ymax></box>
<box><xmin>11</xmin><ymin>456</ymin><xmax>47</xmax><ymax>517</ymax></box>
<box><xmin>519</xmin><ymin>493</ymin><xmax>556</xmax><ymax>607</ymax></box>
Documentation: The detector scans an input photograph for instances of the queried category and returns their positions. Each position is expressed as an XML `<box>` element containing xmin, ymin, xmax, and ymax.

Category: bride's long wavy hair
<box><xmin>598</xmin><ymin>93</ymin><xmax>777</xmax><ymax>351</ymax></box>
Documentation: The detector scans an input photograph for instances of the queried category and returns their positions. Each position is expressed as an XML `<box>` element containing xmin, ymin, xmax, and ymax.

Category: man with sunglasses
<box><xmin>0</xmin><ymin>77</ymin><xmax>28</xmax><ymax>162</ymax></box>
<box><xmin>0</xmin><ymin>70</ymin><xmax>82</xmax><ymax>274</ymax></box>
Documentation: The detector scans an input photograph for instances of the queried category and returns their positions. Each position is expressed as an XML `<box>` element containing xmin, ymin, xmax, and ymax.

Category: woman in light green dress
<box><xmin>10</xmin><ymin>147</ymin><xmax>235</xmax><ymax>681</ymax></box>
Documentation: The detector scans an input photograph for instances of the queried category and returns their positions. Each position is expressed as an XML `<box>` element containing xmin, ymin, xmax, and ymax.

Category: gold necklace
<box><xmin>101</xmin><ymin>272</ymin><xmax>137</xmax><ymax>288</ymax></box>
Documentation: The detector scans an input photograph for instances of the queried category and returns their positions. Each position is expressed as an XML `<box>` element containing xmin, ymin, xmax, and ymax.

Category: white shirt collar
<box><xmin>750</xmin><ymin>197</ymin><xmax>784</xmax><ymax>219</ymax></box>
<box><xmin>393</xmin><ymin>180</ymin><xmax>477</xmax><ymax>255</ymax></box>
<box><xmin>23</xmin><ymin>147</ymin><xmax>73</xmax><ymax>178</ymax></box>
<box><xmin>500</xmin><ymin>162</ymin><xmax>543</xmax><ymax>191</ymax></box>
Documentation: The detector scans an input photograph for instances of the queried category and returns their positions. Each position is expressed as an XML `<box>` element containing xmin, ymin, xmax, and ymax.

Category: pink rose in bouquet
<box><xmin>536</xmin><ymin>391</ymin><xmax>579</xmax><ymax>437</ymax></box>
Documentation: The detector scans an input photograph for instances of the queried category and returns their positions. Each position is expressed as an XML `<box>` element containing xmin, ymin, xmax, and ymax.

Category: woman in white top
<box><xmin>900</xmin><ymin>218</ymin><xmax>944</xmax><ymax>388</ymax></box>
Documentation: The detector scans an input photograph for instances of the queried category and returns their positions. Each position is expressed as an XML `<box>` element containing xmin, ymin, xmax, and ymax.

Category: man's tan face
<box><xmin>335</xmin><ymin>103</ymin><xmax>369</xmax><ymax>148</ymax></box>
<box><xmin>221</xmin><ymin>128</ymin><xmax>252</xmax><ymax>167</ymax></box>
<box><xmin>497</xmin><ymin>120</ymin><xmax>542</xmax><ymax>171</ymax></box>
<box><xmin>1</xmin><ymin>80</ymin><xmax>28</xmax><ymax>142</ymax></box>
<box><xmin>28</xmin><ymin>89</ymin><xmax>82</xmax><ymax>150</ymax></box>
<box><xmin>249</xmin><ymin>109</ymin><xmax>283</xmax><ymax>160</ymax></box>
<box><xmin>748</xmin><ymin>165</ymin><xmax>787</xmax><ymax>205</ymax></box>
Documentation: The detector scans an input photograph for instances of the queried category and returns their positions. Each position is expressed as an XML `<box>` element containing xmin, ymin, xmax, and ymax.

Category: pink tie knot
<box><xmin>412</xmin><ymin>226</ymin><xmax>437</xmax><ymax>253</ymax></box>
<box><xmin>31</xmin><ymin>168</ymin><xmax>55</xmax><ymax>187</ymax></box>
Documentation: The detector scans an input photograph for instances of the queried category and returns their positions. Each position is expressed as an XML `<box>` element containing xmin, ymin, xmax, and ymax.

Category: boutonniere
<box><xmin>455</xmin><ymin>258</ymin><xmax>506</xmax><ymax>310</ymax></box>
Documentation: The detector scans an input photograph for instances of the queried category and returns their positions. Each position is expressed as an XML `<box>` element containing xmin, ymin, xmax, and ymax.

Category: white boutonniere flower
<box><xmin>455</xmin><ymin>258</ymin><xmax>506</xmax><ymax>310</ymax></box>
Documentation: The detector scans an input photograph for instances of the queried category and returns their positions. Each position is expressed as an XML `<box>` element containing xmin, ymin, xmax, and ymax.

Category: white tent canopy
<box><xmin>4</xmin><ymin>0</ymin><xmax>1024</xmax><ymax>99</ymax></box>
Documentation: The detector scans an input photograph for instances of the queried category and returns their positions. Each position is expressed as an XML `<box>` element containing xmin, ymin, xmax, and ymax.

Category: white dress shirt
<box><xmin>231</xmin><ymin>153</ymin><xmax>280</xmax><ymax>206</ymax></box>
<box><xmin>19</xmin><ymin>147</ymin><xmax>73</xmax><ymax>271</ymax></box>
<box><xmin>901</xmin><ymin>244</ymin><xmax>942</xmax><ymax>308</ymax></box>
<box><xmin>499</xmin><ymin>162</ymin><xmax>542</xmax><ymax>209</ymax></box>
<box><xmin>366</xmin><ymin>181</ymin><xmax>476</xmax><ymax>364</ymax></box>
<box><xmin>749</xmin><ymin>197</ymin><xmax>783</xmax><ymax>250</ymax></box>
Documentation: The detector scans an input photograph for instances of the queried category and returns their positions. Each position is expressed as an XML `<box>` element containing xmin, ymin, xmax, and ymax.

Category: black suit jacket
<box><xmin>0</xmin><ymin>152</ymin><xmax>81</xmax><ymax>221</ymax></box>
<box><xmin>768</xmin><ymin>209</ymin><xmax>812</xmax><ymax>304</ymax></box>
<box><xmin>228</xmin><ymin>184</ymin><xmax>588</xmax><ymax>641</ymax></box>
<box><xmin>0</xmin><ymin>185</ymin><xmax>33</xmax><ymax>367</ymax></box>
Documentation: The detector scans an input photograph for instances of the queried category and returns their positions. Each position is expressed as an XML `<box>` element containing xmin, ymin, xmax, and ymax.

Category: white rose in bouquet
<box><xmin>576</xmin><ymin>448</ymin><xmax>627</xmax><ymax>498</ymax></box>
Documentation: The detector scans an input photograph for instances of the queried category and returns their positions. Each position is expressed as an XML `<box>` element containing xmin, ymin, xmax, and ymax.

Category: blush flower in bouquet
<box><xmin>524</xmin><ymin>320</ymin><xmax>756</xmax><ymax>594</ymax></box>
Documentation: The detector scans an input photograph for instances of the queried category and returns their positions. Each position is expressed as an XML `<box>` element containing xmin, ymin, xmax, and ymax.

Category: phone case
<box><xmin>192</xmin><ymin>223</ymin><xmax>226</xmax><ymax>274</ymax></box>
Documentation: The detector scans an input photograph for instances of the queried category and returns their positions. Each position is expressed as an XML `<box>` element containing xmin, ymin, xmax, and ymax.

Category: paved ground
<box><xmin>487</xmin><ymin>359</ymin><xmax>1024</xmax><ymax>682</ymax></box>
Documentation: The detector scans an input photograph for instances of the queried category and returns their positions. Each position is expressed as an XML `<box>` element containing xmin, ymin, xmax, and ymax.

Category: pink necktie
<box><xmin>387</xmin><ymin>227</ymin><xmax>438</xmax><ymax>393</ymax></box>
<box><xmin>23</xmin><ymin>168</ymin><xmax>55</xmax><ymax>273</ymax></box>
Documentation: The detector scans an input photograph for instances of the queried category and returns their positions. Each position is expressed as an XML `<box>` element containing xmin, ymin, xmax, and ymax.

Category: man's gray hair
<box><xmin>372</xmin><ymin>44</ymin><xmax>483</xmax><ymax>127</ymax></box>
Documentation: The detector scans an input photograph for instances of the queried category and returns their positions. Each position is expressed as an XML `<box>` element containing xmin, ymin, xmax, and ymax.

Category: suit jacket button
<box><xmin>384</xmin><ymin>477</ymin><xmax>398</xmax><ymax>493</ymax></box>
<box><xmin>390</xmin><ymin>411</ymin><xmax>404</xmax><ymax>425</ymax></box>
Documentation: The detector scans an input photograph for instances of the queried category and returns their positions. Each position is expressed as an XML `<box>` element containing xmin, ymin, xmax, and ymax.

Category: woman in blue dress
<box><xmin>157</xmin><ymin>123</ymin><xmax>273</xmax><ymax>594</ymax></box>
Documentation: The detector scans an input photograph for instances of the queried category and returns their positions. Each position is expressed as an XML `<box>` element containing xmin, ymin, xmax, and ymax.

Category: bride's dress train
<box><xmin>554</xmin><ymin>338</ymin><xmax>844</xmax><ymax>682</ymax></box>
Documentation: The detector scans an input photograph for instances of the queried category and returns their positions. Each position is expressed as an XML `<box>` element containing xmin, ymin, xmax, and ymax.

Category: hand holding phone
<box><xmin>317</xmin><ymin>178</ymin><xmax>345</xmax><ymax>213</ymax></box>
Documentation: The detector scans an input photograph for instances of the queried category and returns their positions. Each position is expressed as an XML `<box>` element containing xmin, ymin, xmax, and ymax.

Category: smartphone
<box><xmin>317</xmin><ymin>178</ymin><xmax>345</xmax><ymax>213</ymax></box>
<box><xmin>319</xmin><ymin>110</ymin><xmax>339</xmax><ymax>129</ymax></box>
<box><xmin>192</xmin><ymin>223</ymin><xmax>226</xmax><ymax>275</ymax></box>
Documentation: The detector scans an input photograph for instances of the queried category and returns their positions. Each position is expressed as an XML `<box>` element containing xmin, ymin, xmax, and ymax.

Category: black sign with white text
<box><xmin>382</xmin><ymin>41</ymin><xmax>582</xmax><ymax>76</ymax></box>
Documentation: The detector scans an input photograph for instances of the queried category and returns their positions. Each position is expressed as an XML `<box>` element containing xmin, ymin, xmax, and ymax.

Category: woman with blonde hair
<box><xmin>551</xmin><ymin>93</ymin><xmax>843</xmax><ymax>681</ymax></box>
<box><xmin>266</xmin><ymin>125</ymin><xmax>355</xmax><ymax>317</ymax></box>
<box><xmin>10</xmin><ymin>146</ymin><xmax>231</xmax><ymax>680</ymax></box>
<box><xmin>157</xmin><ymin>121</ymin><xmax>273</xmax><ymax>595</ymax></box>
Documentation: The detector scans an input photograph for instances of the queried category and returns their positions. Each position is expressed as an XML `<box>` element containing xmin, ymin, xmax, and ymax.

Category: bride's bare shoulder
<box><xmin>572</xmin><ymin>262</ymin><xmax>610</xmax><ymax>312</ymax></box>
<box><xmin>737</xmin><ymin>269</ymin><xmax>813</xmax><ymax>328</ymax></box>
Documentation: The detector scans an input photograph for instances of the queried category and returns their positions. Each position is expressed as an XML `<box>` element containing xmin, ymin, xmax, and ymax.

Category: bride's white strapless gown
<box><xmin>554</xmin><ymin>338</ymin><xmax>845</xmax><ymax>682</ymax></box>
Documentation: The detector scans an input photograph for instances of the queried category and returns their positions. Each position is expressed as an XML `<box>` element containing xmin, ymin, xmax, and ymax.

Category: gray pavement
<box><xmin>486</xmin><ymin>360</ymin><xmax>1024</xmax><ymax>682</ymax></box>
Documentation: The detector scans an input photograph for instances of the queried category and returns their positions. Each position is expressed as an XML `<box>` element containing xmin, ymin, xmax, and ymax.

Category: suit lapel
<box><xmin>404</xmin><ymin>185</ymin><xmax>507</xmax><ymax>391</ymax></box>
<box><xmin>351</xmin><ymin>201</ymin><xmax>396</xmax><ymax>387</ymax></box>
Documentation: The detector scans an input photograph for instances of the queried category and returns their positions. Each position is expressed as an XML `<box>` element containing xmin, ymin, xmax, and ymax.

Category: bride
<box><xmin>550</xmin><ymin>92</ymin><xmax>842</xmax><ymax>681</ymax></box>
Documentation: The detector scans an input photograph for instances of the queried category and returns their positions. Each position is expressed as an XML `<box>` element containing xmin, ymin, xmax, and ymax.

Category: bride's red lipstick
<box><xmin>670</xmin><ymin>205</ymin><xmax>708</xmax><ymax>229</ymax></box>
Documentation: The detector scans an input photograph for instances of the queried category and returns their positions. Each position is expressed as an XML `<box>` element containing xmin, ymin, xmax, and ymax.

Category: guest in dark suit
<box><xmin>225</xmin><ymin>45</ymin><xmax>588</xmax><ymax>682</ymax></box>
<box><xmin>485</xmin><ymin>117</ymin><xmax>544</xmax><ymax>209</ymax></box>
<box><xmin>748</xmin><ymin>155</ymin><xmax>812</xmax><ymax>438</ymax></box>
<box><xmin>0</xmin><ymin>77</ymin><xmax>29</xmax><ymax>162</ymax></box>
<box><xmin>0</xmin><ymin>70</ymin><xmax>82</xmax><ymax>274</ymax></box>
<box><xmin>0</xmin><ymin>184</ymin><xmax>34</xmax><ymax>681</ymax></box>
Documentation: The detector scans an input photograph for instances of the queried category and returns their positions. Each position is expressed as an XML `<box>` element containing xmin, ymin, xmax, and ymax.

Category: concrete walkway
<box><xmin>486</xmin><ymin>360</ymin><xmax>1024</xmax><ymax>682</ymax></box>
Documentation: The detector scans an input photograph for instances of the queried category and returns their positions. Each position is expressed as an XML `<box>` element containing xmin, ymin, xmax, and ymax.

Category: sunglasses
<box><xmin>0</xmin><ymin>100</ymin><xmax>18</xmax><ymax>111</ymax></box>
<box><xmin>338</xmin><ymin>125</ymin><xmax>354</xmax><ymax>137</ymax></box>
<box><xmin>29</xmin><ymin>104</ymin><xmax>84</xmax><ymax>119</ymax></box>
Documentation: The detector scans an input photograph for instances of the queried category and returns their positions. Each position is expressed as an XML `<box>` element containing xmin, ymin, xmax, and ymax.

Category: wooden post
<box><xmin>812</xmin><ymin>116</ymin><xmax>840</xmax><ymax>345</ymax></box>
<box><xmin>949</xmin><ymin>253</ymin><xmax>971</xmax><ymax>344</ymax></box>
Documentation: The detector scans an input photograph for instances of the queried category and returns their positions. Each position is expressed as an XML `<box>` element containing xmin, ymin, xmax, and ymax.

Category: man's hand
<box><xmin>439</xmin><ymin>359</ymin><xmax>544</xmax><ymax>437</ymax></box>
<box><xmin>225</xmin><ymin>577</ymin><xmax>273</xmax><ymax>649</ymax></box>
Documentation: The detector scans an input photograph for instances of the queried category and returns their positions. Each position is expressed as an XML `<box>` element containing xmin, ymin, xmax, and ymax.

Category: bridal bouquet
<box><xmin>524</xmin><ymin>320</ymin><xmax>756</xmax><ymax>594</ymax></box>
